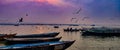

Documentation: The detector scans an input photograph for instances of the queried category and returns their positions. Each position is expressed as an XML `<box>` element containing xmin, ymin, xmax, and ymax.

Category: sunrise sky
<box><xmin>0</xmin><ymin>0</ymin><xmax>120</xmax><ymax>25</ymax></box>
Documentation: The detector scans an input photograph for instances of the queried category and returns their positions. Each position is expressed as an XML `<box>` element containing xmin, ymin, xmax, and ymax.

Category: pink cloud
<box><xmin>0</xmin><ymin>0</ymin><xmax>73</xmax><ymax>7</ymax></box>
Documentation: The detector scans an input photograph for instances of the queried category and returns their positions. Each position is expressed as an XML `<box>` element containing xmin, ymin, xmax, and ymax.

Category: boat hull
<box><xmin>0</xmin><ymin>40</ymin><xmax>75</xmax><ymax>50</ymax></box>
<box><xmin>14</xmin><ymin>32</ymin><xmax>59</xmax><ymax>38</ymax></box>
<box><xmin>81</xmin><ymin>31</ymin><xmax>120</xmax><ymax>37</ymax></box>
<box><xmin>64</xmin><ymin>28</ymin><xmax>80</xmax><ymax>32</ymax></box>
<box><xmin>5</xmin><ymin>37</ymin><xmax>62</xmax><ymax>45</ymax></box>
<box><xmin>0</xmin><ymin>34</ymin><xmax>16</xmax><ymax>40</ymax></box>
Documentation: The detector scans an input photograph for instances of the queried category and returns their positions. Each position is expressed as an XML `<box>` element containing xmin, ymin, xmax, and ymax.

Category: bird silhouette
<box><xmin>26</xmin><ymin>13</ymin><xmax>28</xmax><ymax>16</ymax></box>
<box><xmin>73</xmin><ymin>8</ymin><xmax>82</xmax><ymax>14</ymax></box>
<box><xmin>82</xmin><ymin>17</ymin><xmax>89</xmax><ymax>21</ymax></box>
<box><xmin>71</xmin><ymin>18</ymin><xmax>77</xmax><ymax>22</ymax></box>
<box><xmin>19</xmin><ymin>17</ymin><xmax>23</xmax><ymax>22</ymax></box>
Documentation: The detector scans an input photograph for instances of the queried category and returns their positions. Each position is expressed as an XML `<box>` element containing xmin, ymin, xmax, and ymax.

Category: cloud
<box><xmin>0</xmin><ymin>0</ymin><xmax>73</xmax><ymax>7</ymax></box>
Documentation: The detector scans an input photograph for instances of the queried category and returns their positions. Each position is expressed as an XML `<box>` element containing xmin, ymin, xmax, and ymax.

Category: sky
<box><xmin>0</xmin><ymin>0</ymin><xmax>120</xmax><ymax>25</ymax></box>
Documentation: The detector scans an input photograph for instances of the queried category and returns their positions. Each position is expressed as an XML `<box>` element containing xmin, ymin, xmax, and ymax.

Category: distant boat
<box><xmin>0</xmin><ymin>40</ymin><xmax>75</xmax><ymax>50</ymax></box>
<box><xmin>64</xmin><ymin>28</ymin><xmax>80</xmax><ymax>32</ymax></box>
<box><xmin>13</xmin><ymin>32</ymin><xmax>60</xmax><ymax>38</ymax></box>
<box><xmin>81</xmin><ymin>28</ymin><xmax>120</xmax><ymax>37</ymax></box>
<box><xmin>53</xmin><ymin>26</ymin><xmax>59</xmax><ymax>28</ymax></box>
<box><xmin>4</xmin><ymin>37</ymin><xmax>62</xmax><ymax>45</ymax></box>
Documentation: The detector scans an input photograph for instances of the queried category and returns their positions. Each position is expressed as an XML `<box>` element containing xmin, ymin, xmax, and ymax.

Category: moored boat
<box><xmin>0</xmin><ymin>40</ymin><xmax>75</xmax><ymax>50</ymax></box>
<box><xmin>14</xmin><ymin>32</ymin><xmax>59</xmax><ymax>38</ymax></box>
<box><xmin>81</xmin><ymin>28</ymin><xmax>120</xmax><ymax>37</ymax></box>
<box><xmin>54</xmin><ymin>26</ymin><xmax>59</xmax><ymax>28</ymax></box>
<box><xmin>64</xmin><ymin>28</ymin><xmax>80</xmax><ymax>32</ymax></box>
<box><xmin>4</xmin><ymin>37</ymin><xmax>62</xmax><ymax>45</ymax></box>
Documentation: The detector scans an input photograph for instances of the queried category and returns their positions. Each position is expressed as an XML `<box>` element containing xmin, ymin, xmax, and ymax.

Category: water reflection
<box><xmin>0</xmin><ymin>25</ymin><xmax>120</xmax><ymax>50</ymax></box>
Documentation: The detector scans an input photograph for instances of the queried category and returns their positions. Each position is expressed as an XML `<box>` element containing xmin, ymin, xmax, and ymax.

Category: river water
<box><xmin>0</xmin><ymin>25</ymin><xmax>120</xmax><ymax>50</ymax></box>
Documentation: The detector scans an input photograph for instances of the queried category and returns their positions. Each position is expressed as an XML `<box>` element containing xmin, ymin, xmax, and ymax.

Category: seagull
<box><xmin>73</xmin><ymin>8</ymin><xmax>82</xmax><ymax>14</ymax></box>
<box><xmin>82</xmin><ymin>17</ymin><xmax>89</xmax><ymax>21</ymax></box>
<box><xmin>19</xmin><ymin>17</ymin><xmax>23</xmax><ymax>22</ymax></box>
<box><xmin>75</xmin><ymin>19</ymin><xmax>79</xmax><ymax>23</ymax></box>
<box><xmin>71</xmin><ymin>18</ymin><xmax>77</xmax><ymax>22</ymax></box>
<box><xmin>26</xmin><ymin>13</ymin><xmax>28</xmax><ymax>16</ymax></box>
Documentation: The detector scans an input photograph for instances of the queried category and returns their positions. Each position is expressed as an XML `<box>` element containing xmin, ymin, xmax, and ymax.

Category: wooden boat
<box><xmin>14</xmin><ymin>32</ymin><xmax>59</xmax><ymax>38</ymax></box>
<box><xmin>0</xmin><ymin>34</ymin><xmax>16</xmax><ymax>40</ymax></box>
<box><xmin>4</xmin><ymin>37</ymin><xmax>62</xmax><ymax>45</ymax></box>
<box><xmin>0</xmin><ymin>34</ymin><xmax>16</xmax><ymax>38</ymax></box>
<box><xmin>0</xmin><ymin>40</ymin><xmax>75</xmax><ymax>50</ymax></box>
<box><xmin>81</xmin><ymin>28</ymin><xmax>120</xmax><ymax>37</ymax></box>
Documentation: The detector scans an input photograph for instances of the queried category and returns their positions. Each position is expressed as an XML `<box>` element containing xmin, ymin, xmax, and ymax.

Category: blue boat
<box><xmin>0</xmin><ymin>40</ymin><xmax>75</xmax><ymax>50</ymax></box>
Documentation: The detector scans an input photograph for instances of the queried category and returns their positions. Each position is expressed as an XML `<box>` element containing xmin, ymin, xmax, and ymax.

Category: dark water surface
<box><xmin>0</xmin><ymin>25</ymin><xmax>120</xmax><ymax>50</ymax></box>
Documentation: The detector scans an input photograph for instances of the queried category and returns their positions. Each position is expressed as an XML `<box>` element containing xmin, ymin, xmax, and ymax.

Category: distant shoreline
<box><xmin>0</xmin><ymin>23</ymin><xmax>80</xmax><ymax>26</ymax></box>
<box><xmin>0</xmin><ymin>23</ymin><xmax>120</xmax><ymax>26</ymax></box>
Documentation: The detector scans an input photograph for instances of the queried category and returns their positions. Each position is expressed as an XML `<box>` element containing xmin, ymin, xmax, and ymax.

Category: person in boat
<box><xmin>70</xmin><ymin>28</ymin><xmax>72</xmax><ymax>31</ymax></box>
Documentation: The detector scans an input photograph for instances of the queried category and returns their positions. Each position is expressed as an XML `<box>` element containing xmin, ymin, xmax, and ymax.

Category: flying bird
<box><xmin>71</xmin><ymin>18</ymin><xmax>77</xmax><ymax>22</ymax></box>
<box><xmin>19</xmin><ymin>17</ymin><xmax>23</xmax><ymax>22</ymax></box>
<box><xmin>75</xmin><ymin>19</ymin><xmax>79</xmax><ymax>23</ymax></box>
<box><xmin>18</xmin><ymin>13</ymin><xmax>28</xmax><ymax>22</ymax></box>
<box><xmin>82</xmin><ymin>17</ymin><xmax>89</xmax><ymax>21</ymax></box>
<box><xmin>73</xmin><ymin>8</ymin><xmax>82</xmax><ymax>14</ymax></box>
<box><xmin>26</xmin><ymin>13</ymin><xmax>28</xmax><ymax>16</ymax></box>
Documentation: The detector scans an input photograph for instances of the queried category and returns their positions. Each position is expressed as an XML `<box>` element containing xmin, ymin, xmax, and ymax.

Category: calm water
<box><xmin>0</xmin><ymin>25</ymin><xmax>120</xmax><ymax>50</ymax></box>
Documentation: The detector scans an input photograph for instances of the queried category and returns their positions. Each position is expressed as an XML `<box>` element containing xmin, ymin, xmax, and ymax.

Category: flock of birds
<box><xmin>0</xmin><ymin>8</ymin><xmax>117</xmax><ymax>25</ymax></box>
<box><xmin>70</xmin><ymin>8</ymin><xmax>90</xmax><ymax>23</ymax></box>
